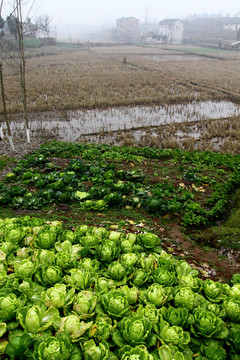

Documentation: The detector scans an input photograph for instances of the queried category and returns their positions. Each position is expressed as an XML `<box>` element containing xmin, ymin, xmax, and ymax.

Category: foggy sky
<box><xmin>2</xmin><ymin>0</ymin><xmax>240</xmax><ymax>26</ymax></box>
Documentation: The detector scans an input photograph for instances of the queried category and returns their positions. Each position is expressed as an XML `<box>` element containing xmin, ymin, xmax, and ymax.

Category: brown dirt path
<box><xmin>167</xmin><ymin>223</ymin><xmax>240</xmax><ymax>282</ymax></box>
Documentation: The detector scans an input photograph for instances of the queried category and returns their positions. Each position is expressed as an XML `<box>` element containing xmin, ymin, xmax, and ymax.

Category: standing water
<box><xmin>2</xmin><ymin>101</ymin><xmax>240</xmax><ymax>142</ymax></box>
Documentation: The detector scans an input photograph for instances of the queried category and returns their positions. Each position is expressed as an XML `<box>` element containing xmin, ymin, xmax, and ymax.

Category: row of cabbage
<box><xmin>0</xmin><ymin>216</ymin><xmax>239</xmax><ymax>359</ymax></box>
<box><xmin>1</xmin><ymin>146</ymin><xmax>240</xmax><ymax>226</ymax></box>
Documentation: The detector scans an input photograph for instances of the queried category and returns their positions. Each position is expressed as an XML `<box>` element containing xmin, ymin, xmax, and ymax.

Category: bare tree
<box><xmin>0</xmin><ymin>0</ymin><xmax>15</xmax><ymax>150</ymax></box>
<box><xmin>1</xmin><ymin>0</ymin><xmax>51</xmax><ymax>147</ymax></box>
<box><xmin>144</xmin><ymin>4</ymin><xmax>149</xmax><ymax>36</ymax></box>
<box><xmin>36</xmin><ymin>14</ymin><xmax>51</xmax><ymax>37</ymax></box>
<box><xmin>0</xmin><ymin>62</ymin><xmax>16</xmax><ymax>150</ymax></box>
<box><xmin>15</xmin><ymin>0</ymin><xmax>30</xmax><ymax>143</ymax></box>
<box><xmin>0</xmin><ymin>0</ymin><xmax>3</xmax><ymax>16</ymax></box>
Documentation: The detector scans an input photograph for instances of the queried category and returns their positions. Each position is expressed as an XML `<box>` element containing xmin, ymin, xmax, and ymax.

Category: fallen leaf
<box><xmin>127</xmin><ymin>220</ymin><xmax>136</xmax><ymax>225</ymax></box>
<box><xmin>136</xmin><ymin>222</ymin><xmax>144</xmax><ymax>227</ymax></box>
<box><xmin>199</xmin><ymin>269</ymin><xmax>210</xmax><ymax>277</ymax></box>
<box><xmin>125</xmin><ymin>205</ymin><xmax>133</xmax><ymax>210</ymax></box>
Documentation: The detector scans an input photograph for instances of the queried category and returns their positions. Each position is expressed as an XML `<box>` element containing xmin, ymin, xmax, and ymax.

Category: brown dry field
<box><xmin>1</xmin><ymin>44</ymin><xmax>240</xmax><ymax>115</ymax></box>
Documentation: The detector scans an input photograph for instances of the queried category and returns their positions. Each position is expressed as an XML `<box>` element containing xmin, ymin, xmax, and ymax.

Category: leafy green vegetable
<box><xmin>113</xmin><ymin>315</ymin><xmax>155</xmax><ymax>347</ymax></box>
<box><xmin>35</xmin><ymin>333</ymin><xmax>75</xmax><ymax>360</ymax></box>
<box><xmin>156</xmin><ymin>319</ymin><xmax>191</xmax><ymax>346</ymax></box>
<box><xmin>82</xmin><ymin>339</ymin><xmax>109</xmax><ymax>360</ymax></box>
<box><xmin>0</xmin><ymin>293</ymin><xmax>23</xmax><ymax>322</ymax></box>
<box><xmin>5</xmin><ymin>333</ymin><xmax>32</xmax><ymax>359</ymax></box>
<box><xmin>42</xmin><ymin>283</ymin><xmax>75</xmax><ymax>309</ymax></box>
<box><xmin>57</xmin><ymin>314</ymin><xmax>92</xmax><ymax>342</ymax></box>
<box><xmin>190</xmin><ymin>308</ymin><xmax>229</xmax><ymax>339</ymax></box>
<box><xmin>101</xmin><ymin>290</ymin><xmax>129</xmax><ymax>318</ymax></box>
<box><xmin>121</xmin><ymin>344</ymin><xmax>153</xmax><ymax>359</ymax></box>
<box><xmin>137</xmin><ymin>232</ymin><xmax>161</xmax><ymax>249</ymax></box>
<box><xmin>73</xmin><ymin>291</ymin><xmax>97</xmax><ymax>319</ymax></box>
<box><xmin>17</xmin><ymin>305</ymin><xmax>59</xmax><ymax>334</ymax></box>
<box><xmin>0</xmin><ymin>216</ymin><xmax>239</xmax><ymax>359</ymax></box>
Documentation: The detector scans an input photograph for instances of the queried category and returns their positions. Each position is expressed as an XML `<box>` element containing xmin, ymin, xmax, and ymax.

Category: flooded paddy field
<box><xmin>1</xmin><ymin>45</ymin><xmax>240</xmax><ymax>155</ymax></box>
<box><xmin>2</xmin><ymin>100</ymin><xmax>240</xmax><ymax>154</ymax></box>
<box><xmin>145</xmin><ymin>54</ymin><xmax>212</xmax><ymax>62</ymax></box>
<box><xmin>1</xmin><ymin>44</ymin><xmax>240</xmax><ymax>115</ymax></box>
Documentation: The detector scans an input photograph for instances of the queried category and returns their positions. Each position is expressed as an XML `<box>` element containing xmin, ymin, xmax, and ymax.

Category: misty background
<box><xmin>2</xmin><ymin>0</ymin><xmax>240</xmax><ymax>41</ymax></box>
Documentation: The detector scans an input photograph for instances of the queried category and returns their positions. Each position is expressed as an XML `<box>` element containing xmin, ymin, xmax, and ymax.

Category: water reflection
<box><xmin>3</xmin><ymin>100</ymin><xmax>240</xmax><ymax>142</ymax></box>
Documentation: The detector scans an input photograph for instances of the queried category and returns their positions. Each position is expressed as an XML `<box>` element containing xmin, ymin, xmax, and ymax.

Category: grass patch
<box><xmin>0</xmin><ymin>156</ymin><xmax>16</xmax><ymax>170</ymax></box>
<box><xmin>193</xmin><ymin>190</ymin><xmax>240</xmax><ymax>250</ymax></box>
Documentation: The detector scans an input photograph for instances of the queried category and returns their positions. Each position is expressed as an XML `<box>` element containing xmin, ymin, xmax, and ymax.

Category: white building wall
<box><xmin>223</xmin><ymin>24</ymin><xmax>240</xmax><ymax>31</ymax></box>
<box><xmin>172</xmin><ymin>21</ymin><xmax>184</xmax><ymax>43</ymax></box>
<box><xmin>159</xmin><ymin>20</ymin><xmax>183</xmax><ymax>44</ymax></box>
<box><xmin>159</xmin><ymin>24</ymin><xmax>171</xmax><ymax>39</ymax></box>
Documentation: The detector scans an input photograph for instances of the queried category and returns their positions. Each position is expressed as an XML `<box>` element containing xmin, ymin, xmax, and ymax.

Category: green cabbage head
<box><xmin>137</xmin><ymin>232</ymin><xmax>160</xmax><ymax>248</ymax></box>
<box><xmin>17</xmin><ymin>305</ymin><xmax>59</xmax><ymax>334</ymax></box>
<box><xmin>14</xmin><ymin>259</ymin><xmax>36</xmax><ymax>280</ymax></box>
<box><xmin>73</xmin><ymin>291</ymin><xmax>97</xmax><ymax>319</ymax></box>
<box><xmin>114</xmin><ymin>315</ymin><xmax>155</xmax><ymax>348</ymax></box>
<box><xmin>64</xmin><ymin>268</ymin><xmax>92</xmax><ymax>290</ymax></box>
<box><xmin>0</xmin><ymin>293</ymin><xmax>21</xmax><ymax>322</ymax></box>
<box><xmin>121</xmin><ymin>344</ymin><xmax>153</xmax><ymax>360</ymax></box>
<box><xmin>58</xmin><ymin>314</ymin><xmax>93</xmax><ymax>342</ymax></box>
<box><xmin>159</xmin><ymin>322</ymin><xmax>190</xmax><ymax>346</ymax></box>
<box><xmin>83</xmin><ymin>339</ymin><xmax>109</xmax><ymax>360</ymax></box>
<box><xmin>89</xmin><ymin>316</ymin><xmax>113</xmax><ymax>342</ymax></box>
<box><xmin>203</xmin><ymin>279</ymin><xmax>225</xmax><ymax>303</ymax></box>
<box><xmin>36</xmin><ymin>334</ymin><xmax>73</xmax><ymax>360</ymax></box>
<box><xmin>145</xmin><ymin>284</ymin><xmax>168</xmax><ymax>308</ymax></box>
<box><xmin>174</xmin><ymin>287</ymin><xmax>196</xmax><ymax>312</ymax></box>
<box><xmin>137</xmin><ymin>304</ymin><xmax>159</xmax><ymax>324</ymax></box>
<box><xmin>42</xmin><ymin>283</ymin><xmax>75</xmax><ymax>309</ymax></box>
<box><xmin>223</xmin><ymin>299</ymin><xmax>240</xmax><ymax>322</ymax></box>
<box><xmin>101</xmin><ymin>290</ymin><xmax>129</xmax><ymax>318</ymax></box>
<box><xmin>191</xmin><ymin>308</ymin><xmax>228</xmax><ymax>338</ymax></box>
<box><xmin>35</xmin><ymin>231</ymin><xmax>57</xmax><ymax>249</ymax></box>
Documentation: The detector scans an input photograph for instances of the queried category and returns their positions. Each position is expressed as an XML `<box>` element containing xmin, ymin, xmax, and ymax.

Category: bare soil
<box><xmin>167</xmin><ymin>223</ymin><xmax>240</xmax><ymax>282</ymax></box>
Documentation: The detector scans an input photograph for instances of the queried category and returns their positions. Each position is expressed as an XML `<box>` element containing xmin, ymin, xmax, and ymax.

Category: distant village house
<box><xmin>23</xmin><ymin>19</ymin><xmax>38</xmax><ymax>39</ymax></box>
<box><xmin>220</xmin><ymin>17</ymin><xmax>240</xmax><ymax>31</ymax></box>
<box><xmin>111</xmin><ymin>17</ymin><xmax>141</xmax><ymax>42</ymax></box>
<box><xmin>2</xmin><ymin>17</ymin><xmax>38</xmax><ymax>39</ymax></box>
<box><xmin>159</xmin><ymin>19</ymin><xmax>184</xmax><ymax>44</ymax></box>
<box><xmin>183</xmin><ymin>17</ymin><xmax>240</xmax><ymax>44</ymax></box>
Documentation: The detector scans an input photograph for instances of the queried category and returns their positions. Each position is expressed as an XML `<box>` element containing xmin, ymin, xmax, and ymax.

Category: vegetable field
<box><xmin>0</xmin><ymin>141</ymin><xmax>240</xmax><ymax>359</ymax></box>
<box><xmin>0</xmin><ymin>42</ymin><xmax>240</xmax><ymax>360</ymax></box>
<box><xmin>1</xmin><ymin>141</ymin><xmax>240</xmax><ymax>228</ymax></box>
